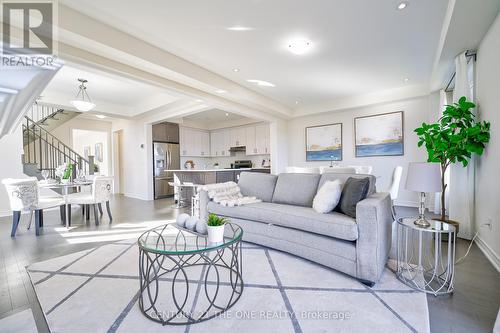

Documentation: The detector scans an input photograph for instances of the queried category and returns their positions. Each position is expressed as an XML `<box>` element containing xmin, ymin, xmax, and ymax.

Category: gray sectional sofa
<box><xmin>199</xmin><ymin>171</ymin><xmax>393</xmax><ymax>285</ymax></box>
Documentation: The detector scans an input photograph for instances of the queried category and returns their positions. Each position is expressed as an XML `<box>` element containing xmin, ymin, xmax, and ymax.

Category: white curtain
<box><xmin>433</xmin><ymin>90</ymin><xmax>450</xmax><ymax>215</ymax></box>
<box><xmin>449</xmin><ymin>51</ymin><xmax>475</xmax><ymax>239</ymax></box>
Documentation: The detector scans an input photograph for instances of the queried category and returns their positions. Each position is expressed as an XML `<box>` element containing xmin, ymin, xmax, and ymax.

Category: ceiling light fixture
<box><xmin>233</xmin><ymin>68</ymin><xmax>240</xmax><ymax>72</ymax></box>
<box><xmin>225</xmin><ymin>112</ymin><xmax>229</xmax><ymax>117</ymax></box>
<box><xmin>397</xmin><ymin>2</ymin><xmax>408</xmax><ymax>10</ymax></box>
<box><xmin>215</xmin><ymin>89</ymin><xmax>227</xmax><ymax>94</ymax></box>
<box><xmin>227</xmin><ymin>26</ymin><xmax>253</xmax><ymax>31</ymax></box>
<box><xmin>246</xmin><ymin>79</ymin><xmax>275</xmax><ymax>87</ymax></box>
<box><xmin>295</xmin><ymin>101</ymin><xmax>300</xmax><ymax>105</ymax></box>
<box><xmin>96</xmin><ymin>115</ymin><xmax>107</xmax><ymax>119</ymax></box>
<box><xmin>70</xmin><ymin>78</ymin><xmax>96</xmax><ymax>112</ymax></box>
<box><xmin>287</xmin><ymin>39</ymin><xmax>312</xmax><ymax>55</ymax></box>
<box><xmin>404</xmin><ymin>77</ymin><xmax>409</xmax><ymax>83</ymax></box>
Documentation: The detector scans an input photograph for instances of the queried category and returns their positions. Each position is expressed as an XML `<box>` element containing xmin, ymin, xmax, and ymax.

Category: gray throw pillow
<box><xmin>337</xmin><ymin>177</ymin><xmax>370</xmax><ymax>218</ymax></box>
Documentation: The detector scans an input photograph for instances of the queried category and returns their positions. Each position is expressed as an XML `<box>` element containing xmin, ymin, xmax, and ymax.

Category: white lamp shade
<box><xmin>70</xmin><ymin>100</ymin><xmax>96</xmax><ymax>112</ymax></box>
<box><xmin>405</xmin><ymin>162</ymin><xmax>441</xmax><ymax>193</ymax></box>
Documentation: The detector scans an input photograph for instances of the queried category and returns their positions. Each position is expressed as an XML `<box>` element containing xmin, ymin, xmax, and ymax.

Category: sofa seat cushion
<box><xmin>207</xmin><ymin>201</ymin><xmax>358</xmax><ymax>241</ymax></box>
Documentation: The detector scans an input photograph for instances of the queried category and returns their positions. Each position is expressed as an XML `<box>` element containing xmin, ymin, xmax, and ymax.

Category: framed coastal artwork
<box><xmin>354</xmin><ymin>111</ymin><xmax>404</xmax><ymax>157</ymax></box>
<box><xmin>306</xmin><ymin>123</ymin><xmax>343</xmax><ymax>161</ymax></box>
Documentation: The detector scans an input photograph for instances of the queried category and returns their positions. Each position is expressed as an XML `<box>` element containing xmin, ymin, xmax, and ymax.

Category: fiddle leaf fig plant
<box><xmin>414</xmin><ymin>96</ymin><xmax>490</xmax><ymax>221</ymax></box>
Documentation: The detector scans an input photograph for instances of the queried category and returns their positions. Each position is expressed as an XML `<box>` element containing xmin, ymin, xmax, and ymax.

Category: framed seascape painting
<box><xmin>354</xmin><ymin>111</ymin><xmax>404</xmax><ymax>157</ymax></box>
<box><xmin>306</xmin><ymin>123</ymin><xmax>342</xmax><ymax>161</ymax></box>
<box><xmin>83</xmin><ymin>146</ymin><xmax>91</xmax><ymax>160</ymax></box>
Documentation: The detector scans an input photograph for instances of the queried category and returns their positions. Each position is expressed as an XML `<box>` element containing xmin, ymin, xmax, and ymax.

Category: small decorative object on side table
<box><xmin>396</xmin><ymin>217</ymin><xmax>456</xmax><ymax>296</ymax></box>
<box><xmin>405</xmin><ymin>162</ymin><xmax>441</xmax><ymax>228</ymax></box>
<box><xmin>207</xmin><ymin>213</ymin><xmax>227</xmax><ymax>243</ymax></box>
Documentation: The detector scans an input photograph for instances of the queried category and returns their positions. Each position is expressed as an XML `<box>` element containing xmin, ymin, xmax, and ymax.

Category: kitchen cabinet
<box><xmin>229</xmin><ymin>127</ymin><xmax>246</xmax><ymax>147</ymax></box>
<box><xmin>210</xmin><ymin>130</ymin><xmax>230</xmax><ymax>157</ymax></box>
<box><xmin>180</xmin><ymin>127</ymin><xmax>210</xmax><ymax>157</ymax></box>
<box><xmin>152</xmin><ymin>122</ymin><xmax>179</xmax><ymax>143</ymax></box>
<box><xmin>245</xmin><ymin>124</ymin><xmax>270</xmax><ymax>155</ymax></box>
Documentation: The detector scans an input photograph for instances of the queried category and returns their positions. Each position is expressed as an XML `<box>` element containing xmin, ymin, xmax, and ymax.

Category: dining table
<box><xmin>39</xmin><ymin>180</ymin><xmax>93</xmax><ymax>228</ymax></box>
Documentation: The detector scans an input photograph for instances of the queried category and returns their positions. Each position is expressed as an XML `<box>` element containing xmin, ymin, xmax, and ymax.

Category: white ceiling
<box><xmin>60</xmin><ymin>0</ymin><xmax>449</xmax><ymax>110</ymax></box>
<box><xmin>42</xmin><ymin>64</ymin><xmax>182</xmax><ymax>116</ymax></box>
<box><xmin>183</xmin><ymin>109</ymin><xmax>248</xmax><ymax>123</ymax></box>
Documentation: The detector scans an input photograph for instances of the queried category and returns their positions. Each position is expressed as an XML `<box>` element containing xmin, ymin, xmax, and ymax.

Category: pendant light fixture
<box><xmin>70</xmin><ymin>78</ymin><xmax>96</xmax><ymax>112</ymax></box>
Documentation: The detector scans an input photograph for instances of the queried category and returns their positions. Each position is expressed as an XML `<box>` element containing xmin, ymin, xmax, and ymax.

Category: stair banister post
<box><xmin>89</xmin><ymin>155</ymin><xmax>95</xmax><ymax>175</ymax></box>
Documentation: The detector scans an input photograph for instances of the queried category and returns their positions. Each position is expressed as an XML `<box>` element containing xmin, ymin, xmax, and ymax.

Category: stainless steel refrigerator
<box><xmin>153</xmin><ymin>142</ymin><xmax>180</xmax><ymax>199</ymax></box>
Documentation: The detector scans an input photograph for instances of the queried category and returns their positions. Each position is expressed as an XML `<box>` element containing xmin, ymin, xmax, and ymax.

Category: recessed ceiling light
<box><xmin>227</xmin><ymin>26</ymin><xmax>253</xmax><ymax>31</ymax></box>
<box><xmin>246</xmin><ymin>79</ymin><xmax>275</xmax><ymax>87</ymax></box>
<box><xmin>404</xmin><ymin>77</ymin><xmax>409</xmax><ymax>83</ymax></box>
<box><xmin>397</xmin><ymin>2</ymin><xmax>408</xmax><ymax>10</ymax></box>
<box><xmin>215</xmin><ymin>89</ymin><xmax>227</xmax><ymax>94</ymax></box>
<box><xmin>96</xmin><ymin>115</ymin><xmax>107</xmax><ymax>119</ymax></box>
<box><xmin>233</xmin><ymin>68</ymin><xmax>240</xmax><ymax>72</ymax></box>
<box><xmin>195</xmin><ymin>99</ymin><xmax>203</xmax><ymax>102</ymax></box>
<box><xmin>225</xmin><ymin>112</ymin><xmax>229</xmax><ymax>117</ymax></box>
<box><xmin>295</xmin><ymin>101</ymin><xmax>300</xmax><ymax>105</ymax></box>
<box><xmin>287</xmin><ymin>39</ymin><xmax>312</xmax><ymax>55</ymax></box>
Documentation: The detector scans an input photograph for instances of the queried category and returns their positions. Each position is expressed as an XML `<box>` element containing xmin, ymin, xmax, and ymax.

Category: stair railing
<box><xmin>22</xmin><ymin>116</ymin><xmax>91</xmax><ymax>178</ymax></box>
<box><xmin>28</xmin><ymin>103</ymin><xmax>65</xmax><ymax>125</ymax></box>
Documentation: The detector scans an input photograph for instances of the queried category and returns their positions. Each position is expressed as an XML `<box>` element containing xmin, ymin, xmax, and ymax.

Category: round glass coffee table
<box><xmin>396</xmin><ymin>217</ymin><xmax>456</xmax><ymax>296</ymax></box>
<box><xmin>138</xmin><ymin>223</ymin><xmax>243</xmax><ymax>325</ymax></box>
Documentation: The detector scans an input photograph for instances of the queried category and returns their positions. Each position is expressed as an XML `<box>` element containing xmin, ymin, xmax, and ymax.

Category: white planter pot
<box><xmin>207</xmin><ymin>225</ymin><xmax>225</xmax><ymax>243</ymax></box>
<box><xmin>61</xmin><ymin>178</ymin><xmax>70</xmax><ymax>184</ymax></box>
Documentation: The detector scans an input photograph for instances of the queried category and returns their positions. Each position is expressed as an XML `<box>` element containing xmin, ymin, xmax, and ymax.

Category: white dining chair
<box><xmin>355</xmin><ymin>165</ymin><xmax>373</xmax><ymax>174</ymax></box>
<box><xmin>67</xmin><ymin>176</ymin><xmax>113</xmax><ymax>225</ymax></box>
<box><xmin>321</xmin><ymin>167</ymin><xmax>357</xmax><ymax>174</ymax></box>
<box><xmin>387</xmin><ymin>166</ymin><xmax>403</xmax><ymax>219</ymax></box>
<box><xmin>285</xmin><ymin>166</ymin><xmax>320</xmax><ymax>174</ymax></box>
<box><xmin>2</xmin><ymin>178</ymin><xmax>65</xmax><ymax>236</ymax></box>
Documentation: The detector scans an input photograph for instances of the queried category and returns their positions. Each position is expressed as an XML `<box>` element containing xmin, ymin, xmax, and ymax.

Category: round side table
<box><xmin>396</xmin><ymin>217</ymin><xmax>456</xmax><ymax>296</ymax></box>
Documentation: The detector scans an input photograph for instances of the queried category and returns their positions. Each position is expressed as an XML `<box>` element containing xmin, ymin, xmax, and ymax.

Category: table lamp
<box><xmin>405</xmin><ymin>162</ymin><xmax>441</xmax><ymax>227</ymax></box>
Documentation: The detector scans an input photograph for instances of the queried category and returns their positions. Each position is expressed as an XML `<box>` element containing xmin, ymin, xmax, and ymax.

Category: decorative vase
<box><xmin>207</xmin><ymin>225</ymin><xmax>225</xmax><ymax>243</ymax></box>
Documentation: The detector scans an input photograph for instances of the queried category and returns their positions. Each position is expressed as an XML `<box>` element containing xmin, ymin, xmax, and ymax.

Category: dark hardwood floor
<box><xmin>0</xmin><ymin>197</ymin><xmax>498</xmax><ymax>332</ymax></box>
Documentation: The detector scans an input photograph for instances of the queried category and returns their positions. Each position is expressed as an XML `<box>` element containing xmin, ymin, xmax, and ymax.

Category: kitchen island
<box><xmin>170</xmin><ymin>168</ymin><xmax>253</xmax><ymax>185</ymax></box>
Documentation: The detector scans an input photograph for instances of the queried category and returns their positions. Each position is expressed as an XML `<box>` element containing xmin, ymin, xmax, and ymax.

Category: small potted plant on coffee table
<box><xmin>207</xmin><ymin>213</ymin><xmax>227</xmax><ymax>243</ymax></box>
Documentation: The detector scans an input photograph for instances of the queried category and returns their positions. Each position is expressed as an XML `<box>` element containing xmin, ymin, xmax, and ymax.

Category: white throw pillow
<box><xmin>313</xmin><ymin>180</ymin><xmax>343</xmax><ymax>214</ymax></box>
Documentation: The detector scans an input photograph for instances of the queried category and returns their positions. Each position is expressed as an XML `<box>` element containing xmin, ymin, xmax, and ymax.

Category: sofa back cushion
<box><xmin>272</xmin><ymin>173</ymin><xmax>321</xmax><ymax>207</ymax></box>
<box><xmin>319</xmin><ymin>173</ymin><xmax>376</xmax><ymax>195</ymax></box>
<box><xmin>238</xmin><ymin>172</ymin><xmax>278</xmax><ymax>202</ymax></box>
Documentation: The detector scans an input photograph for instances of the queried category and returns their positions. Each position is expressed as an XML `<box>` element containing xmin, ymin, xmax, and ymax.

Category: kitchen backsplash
<box><xmin>180</xmin><ymin>151</ymin><xmax>270</xmax><ymax>169</ymax></box>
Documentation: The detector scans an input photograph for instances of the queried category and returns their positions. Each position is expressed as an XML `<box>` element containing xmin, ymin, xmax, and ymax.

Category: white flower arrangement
<box><xmin>55</xmin><ymin>163</ymin><xmax>67</xmax><ymax>179</ymax></box>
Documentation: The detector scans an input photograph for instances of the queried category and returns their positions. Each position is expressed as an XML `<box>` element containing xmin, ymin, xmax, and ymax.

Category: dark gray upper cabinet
<box><xmin>152</xmin><ymin>122</ymin><xmax>179</xmax><ymax>143</ymax></box>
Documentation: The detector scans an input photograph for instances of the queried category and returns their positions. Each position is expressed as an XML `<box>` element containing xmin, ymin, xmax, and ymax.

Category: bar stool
<box><xmin>169</xmin><ymin>182</ymin><xmax>201</xmax><ymax>210</ymax></box>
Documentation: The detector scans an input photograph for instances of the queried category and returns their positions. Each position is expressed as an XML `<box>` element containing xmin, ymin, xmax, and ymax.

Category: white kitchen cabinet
<box><xmin>210</xmin><ymin>130</ymin><xmax>230</xmax><ymax>157</ymax></box>
<box><xmin>245</xmin><ymin>124</ymin><xmax>270</xmax><ymax>155</ymax></box>
<box><xmin>256</xmin><ymin>124</ymin><xmax>270</xmax><ymax>154</ymax></box>
<box><xmin>245</xmin><ymin>126</ymin><xmax>258</xmax><ymax>155</ymax></box>
<box><xmin>230</xmin><ymin>127</ymin><xmax>246</xmax><ymax>147</ymax></box>
<box><xmin>180</xmin><ymin>127</ymin><xmax>210</xmax><ymax>157</ymax></box>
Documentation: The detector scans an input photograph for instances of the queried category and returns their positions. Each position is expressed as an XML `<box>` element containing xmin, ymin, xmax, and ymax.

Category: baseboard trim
<box><xmin>476</xmin><ymin>235</ymin><xmax>500</xmax><ymax>273</ymax></box>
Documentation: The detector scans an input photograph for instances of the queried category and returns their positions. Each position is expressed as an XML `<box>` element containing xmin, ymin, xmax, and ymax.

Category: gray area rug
<box><xmin>0</xmin><ymin>309</ymin><xmax>38</xmax><ymax>333</ymax></box>
<box><xmin>27</xmin><ymin>239</ymin><xmax>429</xmax><ymax>333</ymax></box>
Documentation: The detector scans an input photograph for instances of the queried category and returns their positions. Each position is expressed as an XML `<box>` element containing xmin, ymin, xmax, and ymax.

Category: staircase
<box><xmin>22</xmin><ymin>111</ymin><xmax>91</xmax><ymax>179</ymax></box>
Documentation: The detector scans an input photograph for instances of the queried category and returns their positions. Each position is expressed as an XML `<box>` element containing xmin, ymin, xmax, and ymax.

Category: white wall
<box><xmin>72</xmin><ymin>129</ymin><xmax>110</xmax><ymax>176</ymax></box>
<box><xmin>0</xmin><ymin>126</ymin><xmax>27</xmax><ymax>216</ymax></box>
<box><xmin>111</xmin><ymin>119</ymin><xmax>153</xmax><ymax>200</ymax></box>
<box><xmin>51</xmin><ymin>116</ymin><xmax>112</xmax><ymax>175</ymax></box>
<box><xmin>287</xmin><ymin>96</ymin><xmax>431</xmax><ymax>206</ymax></box>
<box><xmin>474</xmin><ymin>12</ymin><xmax>500</xmax><ymax>270</ymax></box>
